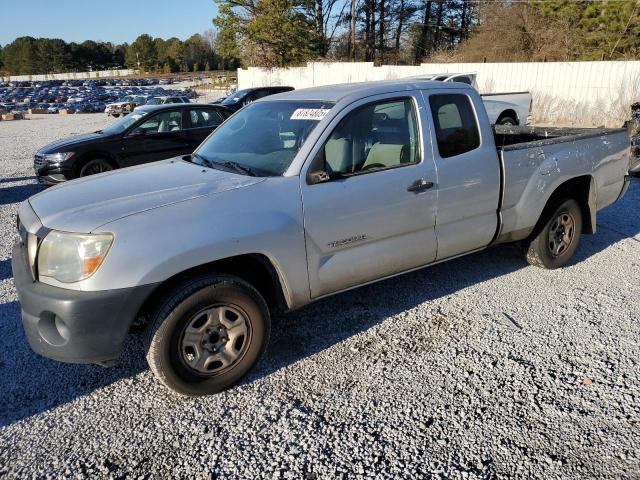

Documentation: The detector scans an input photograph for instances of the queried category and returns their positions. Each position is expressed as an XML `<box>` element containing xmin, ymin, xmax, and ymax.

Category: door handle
<box><xmin>407</xmin><ymin>179</ymin><xmax>434</xmax><ymax>193</ymax></box>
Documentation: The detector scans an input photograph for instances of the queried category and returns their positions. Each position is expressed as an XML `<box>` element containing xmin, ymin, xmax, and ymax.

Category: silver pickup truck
<box><xmin>13</xmin><ymin>80</ymin><xmax>631</xmax><ymax>396</ymax></box>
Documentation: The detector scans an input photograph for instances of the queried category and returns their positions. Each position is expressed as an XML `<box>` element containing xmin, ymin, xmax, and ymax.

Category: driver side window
<box><xmin>321</xmin><ymin>98</ymin><xmax>420</xmax><ymax>176</ymax></box>
<box><xmin>138</xmin><ymin>110</ymin><xmax>183</xmax><ymax>134</ymax></box>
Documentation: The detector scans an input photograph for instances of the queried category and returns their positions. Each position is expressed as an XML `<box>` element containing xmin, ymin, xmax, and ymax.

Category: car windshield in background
<box><xmin>102</xmin><ymin>112</ymin><xmax>146</xmax><ymax>135</ymax></box>
<box><xmin>194</xmin><ymin>101</ymin><xmax>333</xmax><ymax>176</ymax></box>
<box><xmin>221</xmin><ymin>90</ymin><xmax>250</xmax><ymax>106</ymax></box>
<box><xmin>146</xmin><ymin>97</ymin><xmax>162</xmax><ymax>105</ymax></box>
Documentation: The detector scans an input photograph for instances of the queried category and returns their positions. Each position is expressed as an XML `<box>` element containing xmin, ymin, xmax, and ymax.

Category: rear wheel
<box><xmin>145</xmin><ymin>274</ymin><xmax>270</xmax><ymax>396</ymax></box>
<box><xmin>79</xmin><ymin>158</ymin><xmax>114</xmax><ymax>177</ymax></box>
<box><xmin>497</xmin><ymin>115</ymin><xmax>517</xmax><ymax>126</ymax></box>
<box><xmin>525</xmin><ymin>198</ymin><xmax>582</xmax><ymax>269</ymax></box>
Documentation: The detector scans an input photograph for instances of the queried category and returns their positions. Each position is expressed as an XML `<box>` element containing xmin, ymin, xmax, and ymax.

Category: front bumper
<box><xmin>12</xmin><ymin>242</ymin><xmax>158</xmax><ymax>365</ymax></box>
<box><xmin>34</xmin><ymin>165</ymin><xmax>73</xmax><ymax>185</ymax></box>
<box><xmin>34</xmin><ymin>154</ymin><xmax>74</xmax><ymax>185</ymax></box>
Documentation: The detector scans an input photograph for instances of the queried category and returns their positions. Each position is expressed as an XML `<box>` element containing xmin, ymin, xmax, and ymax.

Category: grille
<box><xmin>34</xmin><ymin>154</ymin><xmax>46</xmax><ymax>170</ymax></box>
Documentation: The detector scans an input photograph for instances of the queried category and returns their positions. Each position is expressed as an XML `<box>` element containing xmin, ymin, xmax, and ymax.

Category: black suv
<box><xmin>220</xmin><ymin>86</ymin><xmax>294</xmax><ymax>112</ymax></box>
<box><xmin>34</xmin><ymin>103</ymin><xmax>231</xmax><ymax>184</ymax></box>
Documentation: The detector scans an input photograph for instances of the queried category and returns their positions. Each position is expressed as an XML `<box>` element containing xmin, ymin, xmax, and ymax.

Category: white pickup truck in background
<box><xmin>411</xmin><ymin>73</ymin><xmax>532</xmax><ymax>126</ymax></box>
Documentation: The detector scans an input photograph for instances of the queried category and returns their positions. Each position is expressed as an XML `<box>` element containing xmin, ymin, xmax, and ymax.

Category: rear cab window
<box><xmin>428</xmin><ymin>94</ymin><xmax>480</xmax><ymax>158</ymax></box>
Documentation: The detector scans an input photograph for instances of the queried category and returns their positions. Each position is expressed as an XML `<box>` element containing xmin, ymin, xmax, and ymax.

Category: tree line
<box><xmin>1</xmin><ymin>0</ymin><xmax>638</xmax><ymax>75</ymax></box>
<box><xmin>213</xmin><ymin>0</ymin><xmax>640</xmax><ymax>67</ymax></box>
<box><xmin>0</xmin><ymin>31</ymin><xmax>240</xmax><ymax>76</ymax></box>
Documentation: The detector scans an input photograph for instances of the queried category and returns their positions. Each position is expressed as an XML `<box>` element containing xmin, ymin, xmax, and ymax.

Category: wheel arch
<box><xmin>532</xmin><ymin>175</ymin><xmax>596</xmax><ymax>239</ymax></box>
<box><xmin>73</xmin><ymin>152</ymin><xmax>120</xmax><ymax>178</ymax></box>
<box><xmin>496</xmin><ymin>109</ymin><xmax>518</xmax><ymax>125</ymax></box>
<box><xmin>135</xmin><ymin>253</ymin><xmax>289</xmax><ymax>330</ymax></box>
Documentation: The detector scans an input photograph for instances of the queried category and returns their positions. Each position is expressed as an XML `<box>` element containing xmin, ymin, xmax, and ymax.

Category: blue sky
<box><xmin>1</xmin><ymin>0</ymin><xmax>218</xmax><ymax>46</ymax></box>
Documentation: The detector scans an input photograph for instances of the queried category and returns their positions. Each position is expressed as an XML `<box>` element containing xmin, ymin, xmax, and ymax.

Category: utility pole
<box><xmin>351</xmin><ymin>0</ymin><xmax>356</xmax><ymax>61</ymax></box>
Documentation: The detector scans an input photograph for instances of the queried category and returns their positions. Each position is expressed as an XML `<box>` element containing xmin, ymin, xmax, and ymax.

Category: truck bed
<box><xmin>493</xmin><ymin>125</ymin><xmax>630</xmax><ymax>243</ymax></box>
<box><xmin>493</xmin><ymin>125</ymin><xmax>626</xmax><ymax>150</ymax></box>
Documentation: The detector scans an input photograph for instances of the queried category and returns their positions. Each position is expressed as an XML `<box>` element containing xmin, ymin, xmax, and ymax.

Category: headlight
<box><xmin>38</xmin><ymin>231</ymin><xmax>114</xmax><ymax>283</ymax></box>
<box><xmin>42</xmin><ymin>152</ymin><xmax>74</xmax><ymax>164</ymax></box>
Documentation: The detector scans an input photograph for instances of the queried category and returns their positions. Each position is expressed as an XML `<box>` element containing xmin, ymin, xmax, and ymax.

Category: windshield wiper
<box><xmin>192</xmin><ymin>153</ymin><xmax>258</xmax><ymax>177</ymax></box>
<box><xmin>191</xmin><ymin>152</ymin><xmax>213</xmax><ymax>168</ymax></box>
<box><xmin>215</xmin><ymin>161</ymin><xmax>257</xmax><ymax>177</ymax></box>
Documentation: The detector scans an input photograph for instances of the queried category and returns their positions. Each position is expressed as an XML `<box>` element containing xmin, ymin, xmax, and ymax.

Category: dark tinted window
<box><xmin>429</xmin><ymin>94</ymin><xmax>480</xmax><ymax>158</ymax></box>
<box><xmin>254</xmin><ymin>89</ymin><xmax>274</xmax><ymax>100</ymax></box>
<box><xmin>189</xmin><ymin>108</ymin><xmax>224</xmax><ymax>128</ymax></box>
<box><xmin>452</xmin><ymin>76</ymin><xmax>472</xmax><ymax>85</ymax></box>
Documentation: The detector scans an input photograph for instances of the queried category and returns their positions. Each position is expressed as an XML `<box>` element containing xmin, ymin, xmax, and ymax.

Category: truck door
<box><xmin>422</xmin><ymin>91</ymin><xmax>501</xmax><ymax>260</ymax></box>
<box><xmin>301</xmin><ymin>93</ymin><xmax>438</xmax><ymax>298</ymax></box>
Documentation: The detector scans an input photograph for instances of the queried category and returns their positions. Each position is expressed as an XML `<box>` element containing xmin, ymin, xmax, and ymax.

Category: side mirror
<box><xmin>308</xmin><ymin>170</ymin><xmax>331</xmax><ymax>184</ymax></box>
<box><xmin>307</xmin><ymin>149</ymin><xmax>330</xmax><ymax>185</ymax></box>
<box><xmin>130</xmin><ymin>128</ymin><xmax>146</xmax><ymax>137</ymax></box>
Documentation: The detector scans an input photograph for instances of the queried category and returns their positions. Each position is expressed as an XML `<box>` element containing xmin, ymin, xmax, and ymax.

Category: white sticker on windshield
<box><xmin>290</xmin><ymin>108</ymin><xmax>330</xmax><ymax>121</ymax></box>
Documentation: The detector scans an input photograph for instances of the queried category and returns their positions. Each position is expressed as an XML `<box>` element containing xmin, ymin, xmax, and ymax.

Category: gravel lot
<box><xmin>0</xmin><ymin>114</ymin><xmax>639</xmax><ymax>479</ymax></box>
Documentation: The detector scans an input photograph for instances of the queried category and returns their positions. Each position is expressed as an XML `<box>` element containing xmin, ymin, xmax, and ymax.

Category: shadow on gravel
<box><xmin>0</xmin><ymin>259</ymin><xmax>11</xmax><ymax>281</ymax></box>
<box><xmin>0</xmin><ymin>183</ymin><xmax>44</xmax><ymax>206</ymax></box>
<box><xmin>0</xmin><ymin>297</ymin><xmax>147</xmax><ymax>427</ymax></box>
<box><xmin>0</xmin><ymin>176</ymin><xmax>37</xmax><ymax>184</ymax></box>
<box><xmin>250</xmin><ymin>178</ymin><xmax>640</xmax><ymax>386</ymax></box>
<box><xmin>0</xmin><ymin>181</ymin><xmax>637</xmax><ymax>427</ymax></box>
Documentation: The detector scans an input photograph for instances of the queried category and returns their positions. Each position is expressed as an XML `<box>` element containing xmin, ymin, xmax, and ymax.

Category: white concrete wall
<box><xmin>2</xmin><ymin>69</ymin><xmax>140</xmax><ymax>82</ymax></box>
<box><xmin>238</xmin><ymin>61</ymin><xmax>640</xmax><ymax>126</ymax></box>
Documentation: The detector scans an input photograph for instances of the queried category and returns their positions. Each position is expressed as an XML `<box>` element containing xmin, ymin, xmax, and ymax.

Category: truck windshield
<box><xmin>193</xmin><ymin>101</ymin><xmax>334</xmax><ymax>176</ymax></box>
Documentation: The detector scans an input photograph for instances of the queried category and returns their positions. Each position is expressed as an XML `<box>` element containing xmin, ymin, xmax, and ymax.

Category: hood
<box><xmin>28</xmin><ymin>159</ymin><xmax>265</xmax><ymax>232</ymax></box>
<box><xmin>38</xmin><ymin>132</ymin><xmax>104</xmax><ymax>154</ymax></box>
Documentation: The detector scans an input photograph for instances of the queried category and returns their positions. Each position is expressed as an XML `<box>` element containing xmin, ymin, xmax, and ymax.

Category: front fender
<box><xmin>77</xmin><ymin>177</ymin><xmax>311</xmax><ymax>309</ymax></box>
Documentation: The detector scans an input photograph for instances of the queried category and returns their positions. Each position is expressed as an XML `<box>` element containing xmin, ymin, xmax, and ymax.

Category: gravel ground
<box><xmin>0</xmin><ymin>114</ymin><xmax>639</xmax><ymax>479</ymax></box>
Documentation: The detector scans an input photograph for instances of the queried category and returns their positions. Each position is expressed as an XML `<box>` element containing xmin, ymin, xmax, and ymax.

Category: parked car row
<box><xmin>0</xmin><ymin>78</ymin><xmax>196</xmax><ymax>115</ymax></box>
<box><xmin>105</xmin><ymin>95</ymin><xmax>192</xmax><ymax>117</ymax></box>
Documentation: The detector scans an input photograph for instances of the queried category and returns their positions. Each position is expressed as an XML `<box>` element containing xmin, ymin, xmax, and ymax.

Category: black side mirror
<box><xmin>130</xmin><ymin>128</ymin><xmax>146</xmax><ymax>137</ymax></box>
<box><xmin>307</xmin><ymin>148</ymin><xmax>330</xmax><ymax>185</ymax></box>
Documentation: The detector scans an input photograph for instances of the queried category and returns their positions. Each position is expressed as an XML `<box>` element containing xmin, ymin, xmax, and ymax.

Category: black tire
<box><xmin>145</xmin><ymin>274</ymin><xmax>270</xmax><ymax>396</ymax></box>
<box><xmin>112</xmin><ymin>113</ymin><xmax>120</xmax><ymax>118</ymax></box>
<box><xmin>79</xmin><ymin>158</ymin><xmax>114</xmax><ymax>177</ymax></box>
<box><xmin>497</xmin><ymin>116</ymin><xmax>517</xmax><ymax>126</ymax></box>
<box><xmin>525</xmin><ymin>198</ymin><xmax>582</xmax><ymax>269</ymax></box>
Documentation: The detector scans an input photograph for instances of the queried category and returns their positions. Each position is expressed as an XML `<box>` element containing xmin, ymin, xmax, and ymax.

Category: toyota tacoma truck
<box><xmin>13</xmin><ymin>80</ymin><xmax>632</xmax><ymax>396</ymax></box>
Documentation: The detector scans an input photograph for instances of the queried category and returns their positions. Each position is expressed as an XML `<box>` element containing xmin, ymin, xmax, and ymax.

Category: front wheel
<box><xmin>79</xmin><ymin>158</ymin><xmax>114</xmax><ymax>177</ymax></box>
<box><xmin>145</xmin><ymin>274</ymin><xmax>270</xmax><ymax>396</ymax></box>
<box><xmin>524</xmin><ymin>198</ymin><xmax>582</xmax><ymax>269</ymax></box>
